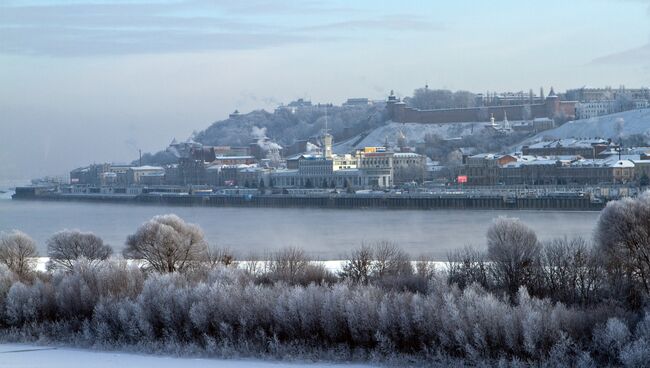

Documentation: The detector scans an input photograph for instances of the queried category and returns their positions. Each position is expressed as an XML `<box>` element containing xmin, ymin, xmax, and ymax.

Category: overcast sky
<box><xmin>1</xmin><ymin>0</ymin><xmax>649</xmax><ymax>181</ymax></box>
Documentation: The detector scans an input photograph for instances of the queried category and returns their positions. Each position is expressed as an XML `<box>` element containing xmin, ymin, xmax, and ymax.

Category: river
<box><xmin>0</xmin><ymin>193</ymin><xmax>601</xmax><ymax>260</ymax></box>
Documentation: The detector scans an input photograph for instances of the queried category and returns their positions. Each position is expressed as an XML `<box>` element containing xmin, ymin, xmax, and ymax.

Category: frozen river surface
<box><xmin>0</xmin><ymin>197</ymin><xmax>601</xmax><ymax>259</ymax></box>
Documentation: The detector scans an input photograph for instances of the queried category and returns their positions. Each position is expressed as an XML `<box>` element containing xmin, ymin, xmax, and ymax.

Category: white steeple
<box><xmin>490</xmin><ymin>113</ymin><xmax>497</xmax><ymax>127</ymax></box>
<box><xmin>502</xmin><ymin>111</ymin><xmax>510</xmax><ymax>130</ymax></box>
<box><xmin>322</xmin><ymin>106</ymin><xmax>332</xmax><ymax>159</ymax></box>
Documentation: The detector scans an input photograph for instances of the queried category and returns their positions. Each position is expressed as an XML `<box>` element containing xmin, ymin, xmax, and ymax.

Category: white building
<box><xmin>128</xmin><ymin>166</ymin><xmax>165</xmax><ymax>184</ymax></box>
<box><xmin>575</xmin><ymin>100</ymin><xmax>618</xmax><ymax>119</ymax></box>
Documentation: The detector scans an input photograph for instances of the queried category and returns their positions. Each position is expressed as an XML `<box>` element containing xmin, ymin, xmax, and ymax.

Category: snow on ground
<box><xmin>333</xmin><ymin>121</ymin><xmax>488</xmax><ymax>153</ymax></box>
<box><xmin>30</xmin><ymin>258</ymin><xmax>447</xmax><ymax>273</ymax></box>
<box><xmin>0</xmin><ymin>344</ymin><xmax>376</xmax><ymax>368</ymax></box>
<box><xmin>526</xmin><ymin>108</ymin><xmax>650</xmax><ymax>143</ymax></box>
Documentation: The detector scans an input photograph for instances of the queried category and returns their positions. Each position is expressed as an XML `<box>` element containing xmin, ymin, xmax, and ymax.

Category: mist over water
<box><xmin>0</xmin><ymin>198</ymin><xmax>600</xmax><ymax>260</ymax></box>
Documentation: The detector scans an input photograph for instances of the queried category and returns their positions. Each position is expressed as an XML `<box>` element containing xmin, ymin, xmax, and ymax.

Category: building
<box><xmin>165</xmin><ymin>159</ymin><xmax>206</xmax><ymax>185</ymax></box>
<box><xmin>565</xmin><ymin>87</ymin><xmax>650</xmax><ymax>103</ymax></box>
<box><xmin>343</xmin><ymin>98</ymin><xmax>371</xmax><ymax>106</ymax></box>
<box><xmin>462</xmin><ymin>152</ymin><xmax>638</xmax><ymax>185</ymax></box>
<box><xmin>575</xmin><ymin>100</ymin><xmax>618</xmax><ymax>119</ymax></box>
<box><xmin>532</xmin><ymin>117</ymin><xmax>555</xmax><ymax>132</ymax></box>
<box><xmin>70</xmin><ymin>163</ymin><xmax>133</xmax><ymax>186</ymax></box>
<box><xmin>387</xmin><ymin>88</ymin><xmax>576</xmax><ymax>124</ymax></box>
<box><xmin>212</xmin><ymin>156</ymin><xmax>256</xmax><ymax>166</ymax></box>
<box><xmin>212</xmin><ymin>146</ymin><xmax>251</xmax><ymax>157</ymax></box>
<box><xmin>127</xmin><ymin>166</ymin><xmax>165</xmax><ymax>185</ymax></box>
<box><xmin>393</xmin><ymin>152</ymin><xmax>427</xmax><ymax>184</ymax></box>
<box><xmin>357</xmin><ymin>151</ymin><xmax>394</xmax><ymax>188</ymax></box>
<box><xmin>522</xmin><ymin>139</ymin><xmax>613</xmax><ymax>158</ymax></box>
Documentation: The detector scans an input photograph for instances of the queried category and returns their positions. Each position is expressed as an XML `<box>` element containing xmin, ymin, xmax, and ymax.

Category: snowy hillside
<box><xmin>333</xmin><ymin>121</ymin><xmax>489</xmax><ymax>153</ymax></box>
<box><xmin>527</xmin><ymin>108</ymin><xmax>650</xmax><ymax>143</ymax></box>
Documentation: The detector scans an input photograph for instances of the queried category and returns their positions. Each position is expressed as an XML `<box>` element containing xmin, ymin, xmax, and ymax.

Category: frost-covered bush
<box><xmin>592</xmin><ymin>318</ymin><xmax>631</xmax><ymax>364</ymax></box>
<box><xmin>5</xmin><ymin>280</ymin><xmax>52</xmax><ymax>326</ymax></box>
<box><xmin>0</xmin><ymin>259</ymin><xmax>644</xmax><ymax>365</ymax></box>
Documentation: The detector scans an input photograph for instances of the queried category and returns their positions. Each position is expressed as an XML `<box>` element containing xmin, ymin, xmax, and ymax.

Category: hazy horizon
<box><xmin>1</xmin><ymin>0</ymin><xmax>649</xmax><ymax>181</ymax></box>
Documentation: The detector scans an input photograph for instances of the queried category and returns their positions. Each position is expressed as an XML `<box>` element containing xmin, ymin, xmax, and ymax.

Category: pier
<box><xmin>12</xmin><ymin>190</ymin><xmax>606</xmax><ymax>211</ymax></box>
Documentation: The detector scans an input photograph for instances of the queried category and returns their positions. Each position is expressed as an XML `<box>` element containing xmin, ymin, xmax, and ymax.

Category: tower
<box><xmin>323</xmin><ymin>133</ymin><xmax>333</xmax><ymax>159</ymax></box>
<box><xmin>322</xmin><ymin>107</ymin><xmax>333</xmax><ymax>159</ymax></box>
<box><xmin>502</xmin><ymin>110</ymin><xmax>510</xmax><ymax>130</ymax></box>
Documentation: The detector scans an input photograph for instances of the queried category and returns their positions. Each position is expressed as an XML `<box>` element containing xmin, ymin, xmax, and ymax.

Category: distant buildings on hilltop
<box><xmin>66</xmin><ymin>85</ymin><xmax>650</xmax><ymax>193</ymax></box>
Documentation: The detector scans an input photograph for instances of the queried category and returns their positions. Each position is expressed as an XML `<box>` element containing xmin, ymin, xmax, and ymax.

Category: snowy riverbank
<box><xmin>0</xmin><ymin>344</ymin><xmax>376</xmax><ymax>368</ymax></box>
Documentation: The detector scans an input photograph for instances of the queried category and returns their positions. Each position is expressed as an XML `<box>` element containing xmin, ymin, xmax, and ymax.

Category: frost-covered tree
<box><xmin>596</xmin><ymin>193</ymin><xmax>650</xmax><ymax>300</ymax></box>
<box><xmin>0</xmin><ymin>230</ymin><xmax>37</xmax><ymax>280</ymax></box>
<box><xmin>47</xmin><ymin>229</ymin><xmax>112</xmax><ymax>271</ymax></box>
<box><xmin>124</xmin><ymin>214</ymin><xmax>208</xmax><ymax>273</ymax></box>
<box><xmin>487</xmin><ymin>217</ymin><xmax>540</xmax><ymax>299</ymax></box>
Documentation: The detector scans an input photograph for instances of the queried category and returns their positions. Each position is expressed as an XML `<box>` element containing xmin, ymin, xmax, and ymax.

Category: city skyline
<box><xmin>1</xmin><ymin>0</ymin><xmax>650</xmax><ymax>180</ymax></box>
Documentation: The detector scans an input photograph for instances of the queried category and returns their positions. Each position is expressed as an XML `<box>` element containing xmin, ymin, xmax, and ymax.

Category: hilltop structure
<box><xmin>386</xmin><ymin>88</ymin><xmax>576</xmax><ymax>124</ymax></box>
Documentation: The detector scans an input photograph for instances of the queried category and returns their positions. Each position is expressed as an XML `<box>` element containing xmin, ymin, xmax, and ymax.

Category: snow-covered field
<box><xmin>333</xmin><ymin>121</ymin><xmax>489</xmax><ymax>153</ymax></box>
<box><xmin>0</xmin><ymin>344</ymin><xmax>376</xmax><ymax>368</ymax></box>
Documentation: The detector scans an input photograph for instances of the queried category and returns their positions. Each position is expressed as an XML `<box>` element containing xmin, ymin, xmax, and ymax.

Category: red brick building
<box><xmin>387</xmin><ymin>90</ymin><xmax>575</xmax><ymax>124</ymax></box>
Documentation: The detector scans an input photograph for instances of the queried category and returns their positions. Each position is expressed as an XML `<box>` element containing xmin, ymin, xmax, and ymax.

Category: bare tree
<box><xmin>487</xmin><ymin>217</ymin><xmax>540</xmax><ymax>298</ymax></box>
<box><xmin>47</xmin><ymin>229</ymin><xmax>112</xmax><ymax>271</ymax></box>
<box><xmin>268</xmin><ymin>246</ymin><xmax>309</xmax><ymax>283</ymax></box>
<box><xmin>242</xmin><ymin>252</ymin><xmax>262</xmax><ymax>275</ymax></box>
<box><xmin>447</xmin><ymin>246</ymin><xmax>489</xmax><ymax>289</ymax></box>
<box><xmin>340</xmin><ymin>244</ymin><xmax>374</xmax><ymax>284</ymax></box>
<box><xmin>206</xmin><ymin>246</ymin><xmax>237</xmax><ymax>267</ymax></box>
<box><xmin>124</xmin><ymin>214</ymin><xmax>207</xmax><ymax>273</ymax></box>
<box><xmin>415</xmin><ymin>254</ymin><xmax>436</xmax><ymax>279</ymax></box>
<box><xmin>0</xmin><ymin>230</ymin><xmax>37</xmax><ymax>280</ymax></box>
<box><xmin>372</xmin><ymin>241</ymin><xmax>413</xmax><ymax>278</ymax></box>
<box><xmin>540</xmin><ymin>237</ymin><xmax>604</xmax><ymax>304</ymax></box>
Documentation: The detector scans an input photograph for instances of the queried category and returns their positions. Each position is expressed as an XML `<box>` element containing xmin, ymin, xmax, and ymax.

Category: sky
<box><xmin>1</xmin><ymin>0</ymin><xmax>649</xmax><ymax>181</ymax></box>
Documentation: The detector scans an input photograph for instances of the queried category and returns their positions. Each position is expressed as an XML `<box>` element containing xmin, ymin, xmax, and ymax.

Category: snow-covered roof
<box><xmin>610</xmin><ymin>160</ymin><xmax>635</xmax><ymax>168</ymax></box>
<box><xmin>526</xmin><ymin>138</ymin><xmax>608</xmax><ymax>149</ymax></box>
<box><xmin>130</xmin><ymin>165</ymin><xmax>164</xmax><ymax>171</ymax></box>
<box><xmin>393</xmin><ymin>152</ymin><xmax>422</xmax><ymax>158</ymax></box>
<box><xmin>270</xmin><ymin>169</ymin><xmax>299</xmax><ymax>176</ymax></box>
<box><xmin>213</xmin><ymin>156</ymin><xmax>255</xmax><ymax>160</ymax></box>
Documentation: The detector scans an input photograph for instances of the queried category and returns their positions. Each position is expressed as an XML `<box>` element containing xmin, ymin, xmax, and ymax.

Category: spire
<box><xmin>502</xmin><ymin>110</ymin><xmax>510</xmax><ymax>130</ymax></box>
<box><xmin>322</xmin><ymin>105</ymin><xmax>332</xmax><ymax>159</ymax></box>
